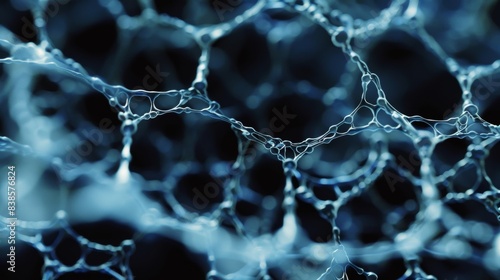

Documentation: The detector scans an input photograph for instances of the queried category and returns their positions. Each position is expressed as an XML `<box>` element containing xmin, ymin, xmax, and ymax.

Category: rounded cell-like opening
<box><xmin>245</xmin><ymin>154</ymin><xmax>285</xmax><ymax>196</ymax></box>
<box><xmin>153</xmin><ymin>93</ymin><xmax>182</xmax><ymax>111</ymax></box>
<box><xmin>54</xmin><ymin>234</ymin><xmax>82</xmax><ymax>266</ymax></box>
<box><xmin>422</xmin><ymin>0</ymin><xmax>500</xmax><ymax>65</ymax></box>
<box><xmin>338</xmin><ymin>197</ymin><xmax>383</xmax><ymax>245</ymax></box>
<box><xmin>432</xmin><ymin>137</ymin><xmax>469</xmax><ymax>175</ymax></box>
<box><xmin>287</xmin><ymin>24</ymin><xmax>347</xmax><ymax>89</ymax></box>
<box><xmin>129</xmin><ymin>95</ymin><xmax>152</xmax><ymax>116</ymax></box>
<box><xmin>365</xmin><ymin>29</ymin><xmax>463</xmax><ymax>120</ymax></box>
<box><xmin>128</xmin><ymin>113</ymin><xmax>185</xmax><ymax>180</ymax></box>
<box><xmin>295</xmin><ymin>198</ymin><xmax>333</xmax><ymax>243</ymax></box>
<box><xmin>130</xmin><ymin>115</ymin><xmax>238</xmax><ymax>181</ymax></box>
<box><xmin>336</xmin><ymin>170</ymin><xmax>419</xmax><ymax>247</ymax></box>
<box><xmin>85</xmin><ymin>249</ymin><xmax>114</xmax><ymax>267</ymax></box>
<box><xmin>450</xmin><ymin>162</ymin><xmax>481</xmax><ymax>194</ymax></box>
<box><xmin>174</xmin><ymin>172</ymin><xmax>225</xmax><ymax>213</ymax></box>
<box><xmin>312</xmin><ymin>182</ymin><xmax>339</xmax><ymax>202</ymax></box>
<box><xmin>121</xmin><ymin>30</ymin><xmax>200</xmax><ymax>91</ymax></box>
<box><xmin>262</xmin><ymin>93</ymin><xmax>329</xmax><ymax>142</ymax></box>
<box><xmin>225</xmin><ymin>153</ymin><xmax>287</xmax><ymax>234</ymax></box>
<box><xmin>46</xmin><ymin>0</ymin><xmax>118</xmax><ymax>77</ymax></box>
<box><xmin>207</xmin><ymin>23</ymin><xmax>271</xmax><ymax>109</ymax></box>
<box><xmin>62</xmin><ymin>89</ymin><xmax>122</xmax><ymax>164</ymax></box>
<box><xmin>208</xmin><ymin>9</ymin><xmax>349</xmax><ymax>143</ymax></box>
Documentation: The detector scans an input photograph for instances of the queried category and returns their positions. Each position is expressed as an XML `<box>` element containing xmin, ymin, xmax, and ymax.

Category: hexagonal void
<box><xmin>154</xmin><ymin>0</ymin><xmax>259</xmax><ymax>25</ymax></box>
<box><xmin>364</xmin><ymin>29</ymin><xmax>462</xmax><ymax>120</ymax></box>
<box><xmin>120</xmin><ymin>26</ymin><xmax>200</xmax><ymax>91</ymax></box>
<box><xmin>431</xmin><ymin>137</ymin><xmax>469</xmax><ymax>175</ymax></box>
<box><xmin>207</xmin><ymin>8</ymin><xmax>350</xmax><ymax>142</ymax></box>
<box><xmin>46</xmin><ymin>0</ymin><xmax>118</xmax><ymax>78</ymax></box>
<box><xmin>471</xmin><ymin>72</ymin><xmax>500</xmax><ymax>125</ymax></box>
<box><xmin>449</xmin><ymin>161</ymin><xmax>489</xmax><ymax>194</ymax></box>
<box><xmin>129</xmin><ymin>113</ymin><xmax>239</xmax><ymax>183</ymax></box>
<box><xmin>233</xmin><ymin>153</ymin><xmax>286</xmax><ymax>234</ymax></box>
<box><xmin>61</xmin><ymin>85</ymin><xmax>122</xmax><ymax>165</ymax></box>
<box><xmin>295</xmin><ymin>197</ymin><xmax>334</xmax><ymax>243</ymax></box>
<box><xmin>335</xmin><ymin>167</ymin><xmax>420</xmax><ymax>244</ymax></box>
<box><xmin>53</xmin><ymin>234</ymin><xmax>82</xmax><ymax>267</ymax></box>
<box><xmin>172</xmin><ymin>170</ymin><xmax>225</xmax><ymax>215</ymax></box>
<box><xmin>421</xmin><ymin>0</ymin><xmax>500</xmax><ymax>65</ymax></box>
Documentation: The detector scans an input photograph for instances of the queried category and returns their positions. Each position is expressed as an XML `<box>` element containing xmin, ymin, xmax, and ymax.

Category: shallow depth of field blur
<box><xmin>1</xmin><ymin>0</ymin><xmax>500</xmax><ymax>279</ymax></box>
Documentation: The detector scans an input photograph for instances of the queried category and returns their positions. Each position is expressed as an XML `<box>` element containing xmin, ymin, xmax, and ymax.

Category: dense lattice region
<box><xmin>1</xmin><ymin>0</ymin><xmax>500</xmax><ymax>279</ymax></box>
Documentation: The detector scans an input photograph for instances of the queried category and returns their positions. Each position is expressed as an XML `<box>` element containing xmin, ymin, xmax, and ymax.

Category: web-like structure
<box><xmin>1</xmin><ymin>0</ymin><xmax>500</xmax><ymax>279</ymax></box>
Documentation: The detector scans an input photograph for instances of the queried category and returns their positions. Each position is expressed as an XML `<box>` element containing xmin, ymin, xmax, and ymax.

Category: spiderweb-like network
<box><xmin>1</xmin><ymin>0</ymin><xmax>500</xmax><ymax>279</ymax></box>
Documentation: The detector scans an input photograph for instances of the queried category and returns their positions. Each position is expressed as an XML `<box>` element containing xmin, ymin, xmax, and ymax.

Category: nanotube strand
<box><xmin>1</xmin><ymin>0</ymin><xmax>500</xmax><ymax>279</ymax></box>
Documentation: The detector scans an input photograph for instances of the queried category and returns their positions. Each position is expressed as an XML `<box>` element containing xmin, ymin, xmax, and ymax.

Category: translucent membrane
<box><xmin>0</xmin><ymin>0</ymin><xmax>499</xmax><ymax>279</ymax></box>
